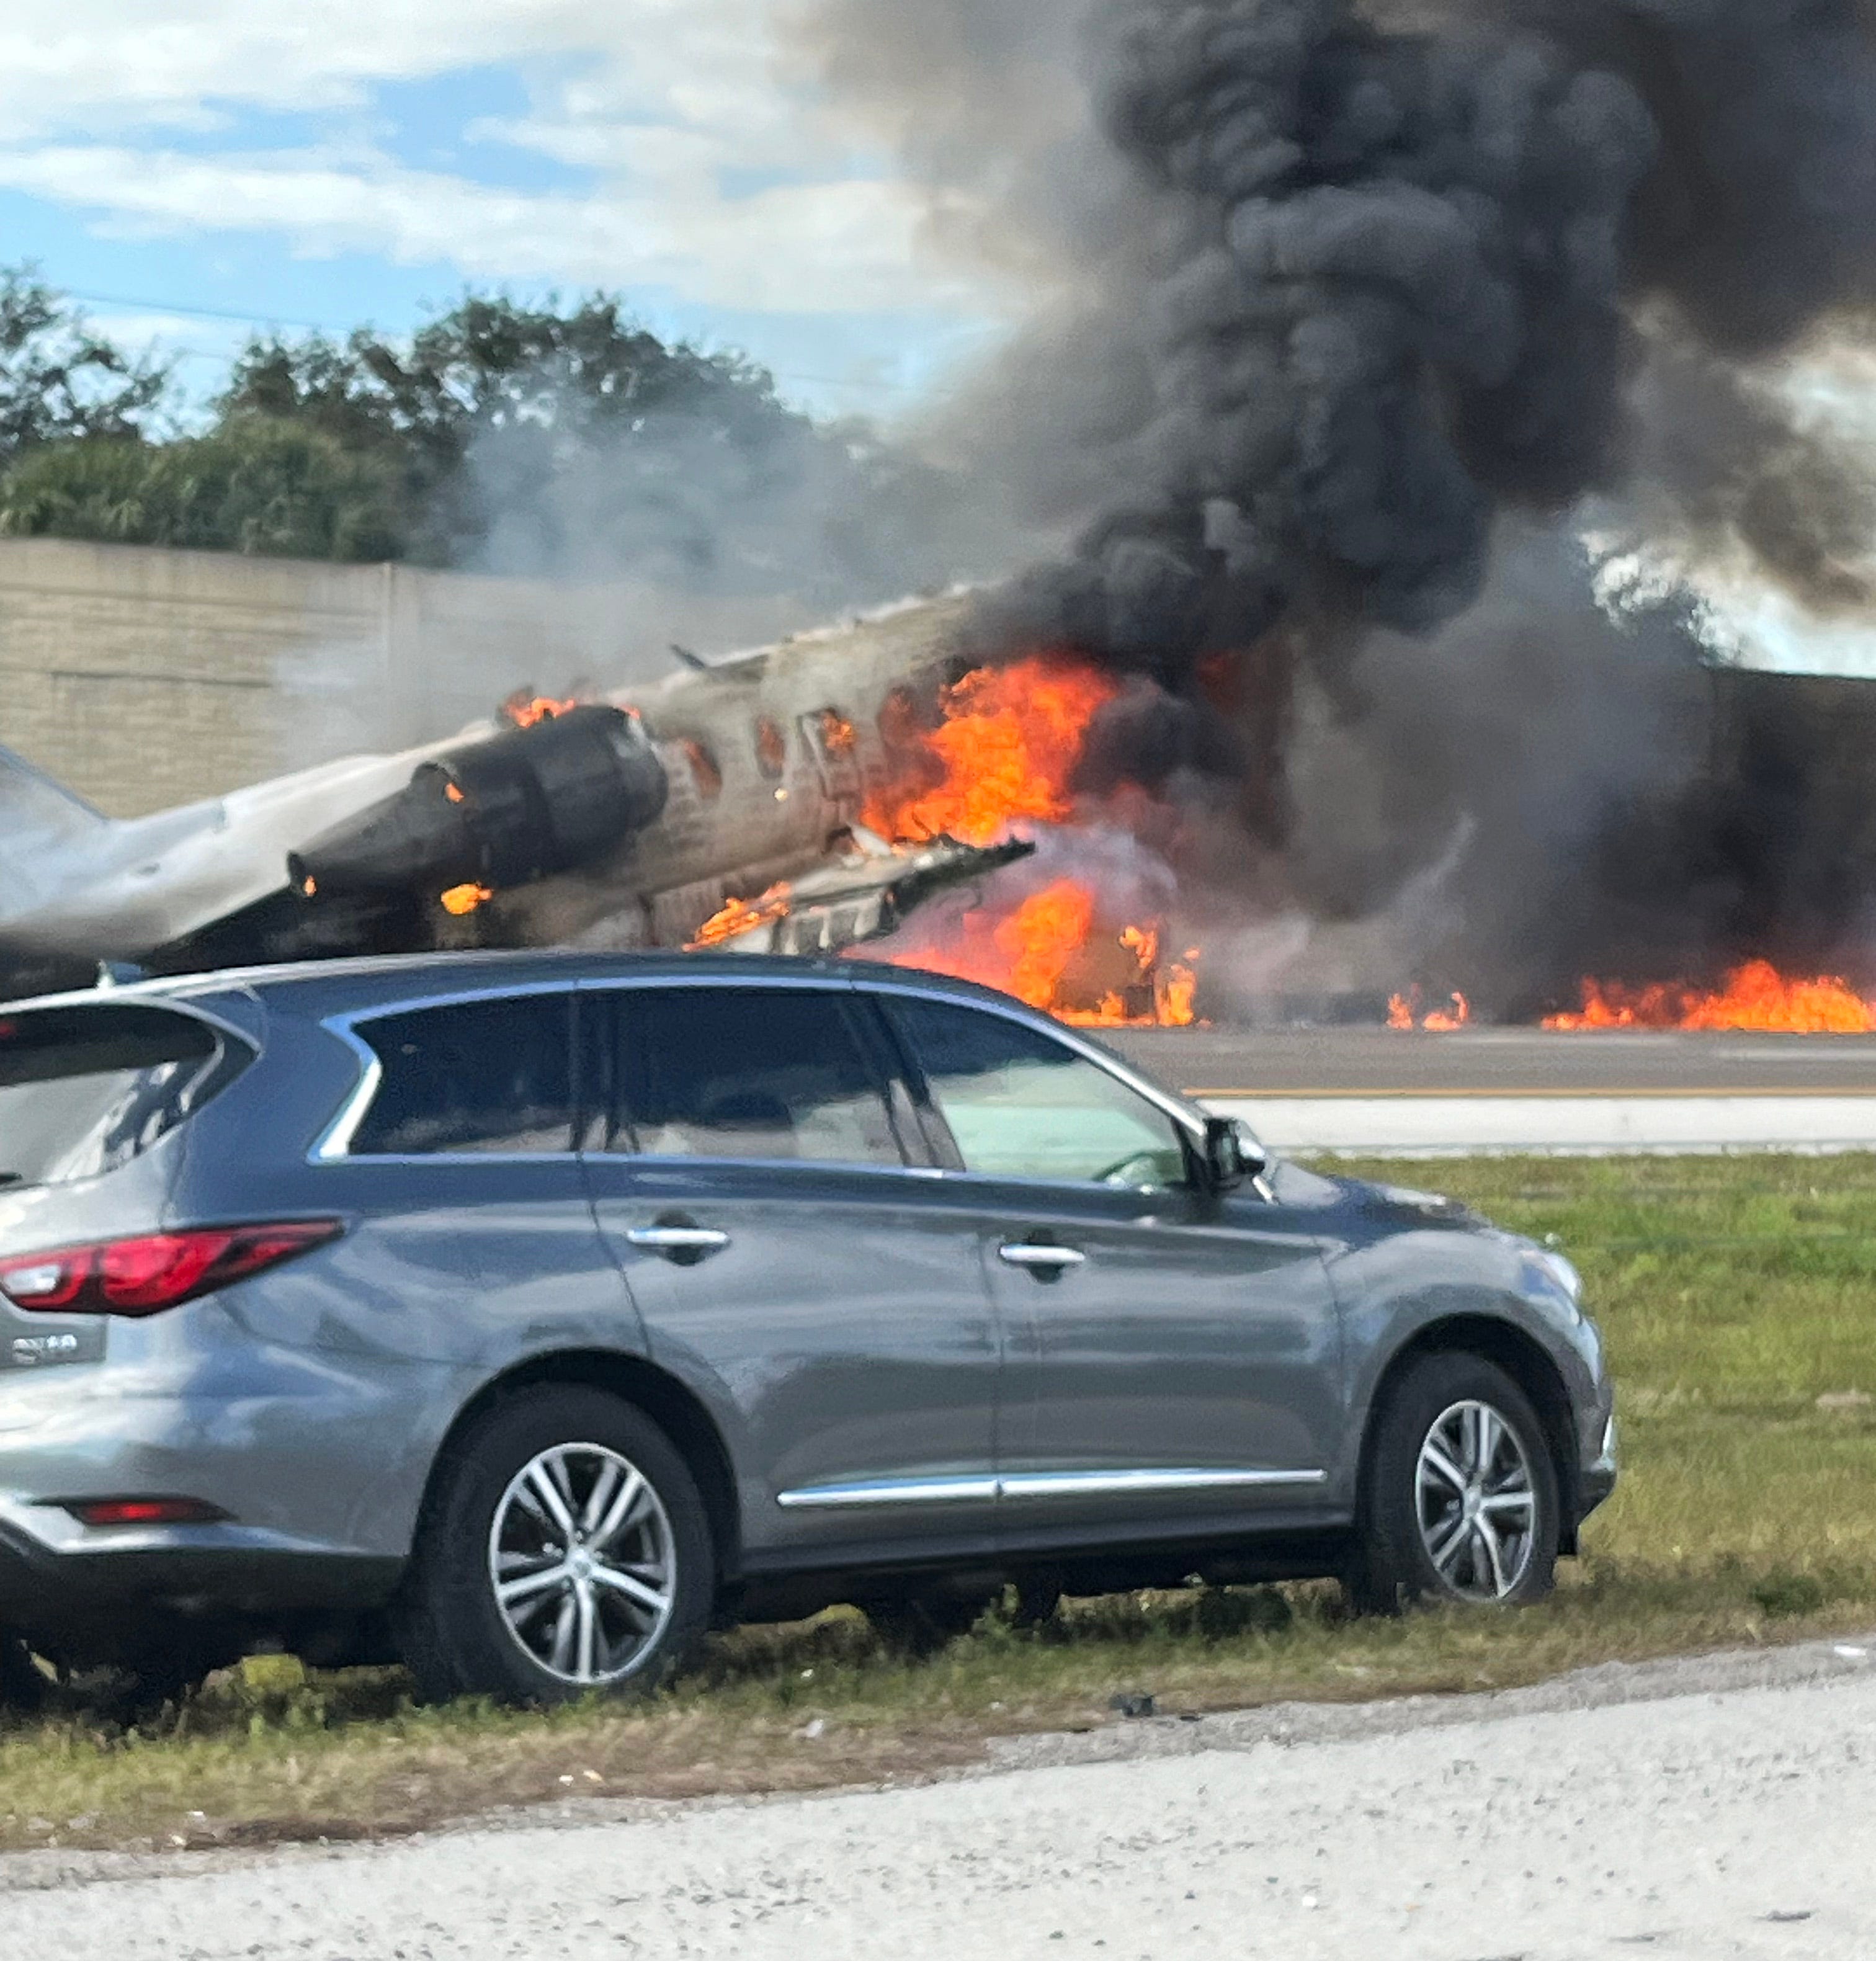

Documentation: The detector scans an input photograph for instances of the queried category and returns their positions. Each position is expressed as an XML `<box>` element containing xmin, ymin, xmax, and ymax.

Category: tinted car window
<box><xmin>886</xmin><ymin>997</ymin><xmax>1189</xmax><ymax>1189</ymax></box>
<box><xmin>0</xmin><ymin>1004</ymin><xmax>245</xmax><ymax>1188</ymax></box>
<box><xmin>351</xmin><ymin>993</ymin><xmax>575</xmax><ymax>1155</ymax></box>
<box><xmin>601</xmin><ymin>987</ymin><xmax>903</xmax><ymax>1166</ymax></box>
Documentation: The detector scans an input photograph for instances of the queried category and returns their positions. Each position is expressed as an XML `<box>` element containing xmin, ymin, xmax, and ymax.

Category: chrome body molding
<box><xmin>995</xmin><ymin>1467</ymin><xmax>1328</xmax><ymax>1499</ymax></box>
<box><xmin>775</xmin><ymin>1466</ymin><xmax>1328</xmax><ymax>1510</ymax></box>
<box><xmin>775</xmin><ymin>1475</ymin><xmax>1000</xmax><ymax>1510</ymax></box>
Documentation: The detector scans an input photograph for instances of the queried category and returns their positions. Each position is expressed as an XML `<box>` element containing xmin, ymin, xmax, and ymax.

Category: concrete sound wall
<box><xmin>0</xmin><ymin>538</ymin><xmax>810</xmax><ymax>817</ymax></box>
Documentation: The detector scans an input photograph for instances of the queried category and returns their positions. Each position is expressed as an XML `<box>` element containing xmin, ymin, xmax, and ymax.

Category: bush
<box><xmin>0</xmin><ymin>419</ymin><xmax>406</xmax><ymax>561</ymax></box>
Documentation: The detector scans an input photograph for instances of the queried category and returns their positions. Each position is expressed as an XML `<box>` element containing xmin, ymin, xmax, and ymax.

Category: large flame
<box><xmin>1543</xmin><ymin>960</ymin><xmax>1876</xmax><ymax>1032</ymax></box>
<box><xmin>863</xmin><ymin>655</ymin><xmax>1121</xmax><ymax>848</ymax></box>
<box><xmin>883</xmin><ymin>878</ymin><xmax>1199</xmax><ymax>1028</ymax></box>
<box><xmin>690</xmin><ymin>651</ymin><xmax>1199</xmax><ymax>1025</ymax></box>
<box><xmin>860</xmin><ymin>655</ymin><xmax>1197</xmax><ymax>1025</ymax></box>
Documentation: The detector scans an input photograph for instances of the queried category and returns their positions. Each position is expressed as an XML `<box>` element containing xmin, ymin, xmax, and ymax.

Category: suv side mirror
<box><xmin>1202</xmin><ymin>1115</ymin><xmax>1268</xmax><ymax>1194</ymax></box>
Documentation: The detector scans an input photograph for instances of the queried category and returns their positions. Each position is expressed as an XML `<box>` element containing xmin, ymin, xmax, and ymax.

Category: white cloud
<box><xmin>0</xmin><ymin>142</ymin><xmax>970</xmax><ymax>316</ymax></box>
<box><xmin>0</xmin><ymin>2</ymin><xmax>1010</xmax><ymax>331</ymax></box>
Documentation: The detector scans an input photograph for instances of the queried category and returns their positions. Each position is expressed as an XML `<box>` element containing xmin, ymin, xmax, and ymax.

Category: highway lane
<box><xmin>1100</xmin><ymin>1029</ymin><xmax>1876</xmax><ymax>1153</ymax></box>
<box><xmin>1104</xmin><ymin>1027</ymin><xmax>1876</xmax><ymax>1094</ymax></box>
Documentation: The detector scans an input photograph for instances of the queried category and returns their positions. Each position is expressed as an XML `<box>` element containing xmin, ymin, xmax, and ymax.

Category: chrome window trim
<box><xmin>849</xmin><ymin>978</ymin><xmax>1274</xmax><ymax>1191</ymax></box>
<box><xmin>775</xmin><ymin>1467</ymin><xmax>1326</xmax><ymax>1509</ymax></box>
<box><xmin>313</xmin><ymin>972</ymin><xmax>895</xmax><ymax>1168</ymax></box>
<box><xmin>594</xmin><ymin>1152</ymin><xmax>928</xmax><ymax>1181</ymax></box>
<box><xmin>306</xmin><ymin>967</ymin><xmax>1259</xmax><ymax>1174</ymax></box>
<box><xmin>310</xmin><ymin>1019</ymin><xmax>386</xmax><ymax>1162</ymax></box>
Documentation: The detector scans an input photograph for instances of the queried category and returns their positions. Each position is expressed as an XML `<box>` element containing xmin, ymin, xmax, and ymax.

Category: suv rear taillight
<box><xmin>0</xmin><ymin>1222</ymin><xmax>343</xmax><ymax>1317</ymax></box>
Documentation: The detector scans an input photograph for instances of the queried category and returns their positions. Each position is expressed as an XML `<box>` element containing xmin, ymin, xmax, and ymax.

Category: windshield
<box><xmin>0</xmin><ymin>1003</ymin><xmax>249</xmax><ymax>1188</ymax></box>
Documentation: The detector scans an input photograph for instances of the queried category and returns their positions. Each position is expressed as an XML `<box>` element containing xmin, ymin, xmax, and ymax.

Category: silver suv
<box><xmin>0</xmin><ymin>954</ymin><xmax>1615</xmax><ymax>1704</ymax></box>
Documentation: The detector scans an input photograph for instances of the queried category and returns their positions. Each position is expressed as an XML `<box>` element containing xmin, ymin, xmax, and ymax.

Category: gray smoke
<box><xmin>800</xmin><ymin>0</ymin><xmax>1876</xmax><ymax>1001</ymax></box>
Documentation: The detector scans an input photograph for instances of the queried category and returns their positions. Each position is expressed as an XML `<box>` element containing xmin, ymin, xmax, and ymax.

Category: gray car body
<box><xmin>0</xmin><ymin>952</ymin><xmax>1615</xmax><ymax>1658</ymax></box>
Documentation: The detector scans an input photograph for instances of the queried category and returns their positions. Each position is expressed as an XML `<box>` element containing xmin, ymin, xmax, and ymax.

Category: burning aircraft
<box><xmin>0</xmin><ymin>597</ymin><xmax>999</xmax><ymax>992</ymax></box>
<box><xmin>0</xmin><ymin>595</ymin><xmax>1206</xmax><ymax>1024</ymax></box>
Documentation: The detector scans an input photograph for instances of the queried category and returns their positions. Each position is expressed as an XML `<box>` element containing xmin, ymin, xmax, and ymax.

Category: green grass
<box><xmin>7</xmin><ymin>1152</ymin><xmax>1876</xmax><ymax>1854</ymax></box>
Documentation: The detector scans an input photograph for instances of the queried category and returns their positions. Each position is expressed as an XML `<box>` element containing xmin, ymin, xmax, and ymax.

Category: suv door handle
<box><xmin>625</xmin><ymin>1225</ymin><xmax>731</xmax><ymax>1257</ymax></box>
<box><xmin>999</xmin><ymin>1242</ymin><xmax>1086</xmax><ymax>1274</ymax></box>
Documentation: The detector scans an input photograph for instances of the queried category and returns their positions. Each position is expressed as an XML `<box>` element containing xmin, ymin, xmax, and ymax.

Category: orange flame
<box><xmin>849</xmin><ymin>653</ymin><xmax>1196</xmax><ymax>1026</ymax></box>
<box><xmin>818</xmin><ymin>709</ymin><xmax>859</xmax><ymax>757</ymax></box>
<box><xmin>887</xmin><ymin>880</ymin><xmax>1199</xmax><ymax>1029</ymax></box>
<box><xmin>440</xmin><ymin>883</ymin><xmax>493</xmax><ymax>917</ymax></box>
<box><xmin>687</xmin><ymin>882</ymin><xmax>793</xmax><ymax>950</ymax></box>
<box><xmin>502</xmin><ymin>691</ymin><xmax>579</xmax><ymax>730</ymax></box>
<box><xmin>1543</xmin><ymin>960</ymin><xmax>1876</xmax><ymax>1032</ymax></box>
<box><xmin>863</xmin><ymin>655</ymin><xmax>1122</xmax><ymax>848</ymax></box>
<box><xmin>1388</xmin><ymin>989</ymin><xmax>1472</xmax><ymax>1032</ymax></box>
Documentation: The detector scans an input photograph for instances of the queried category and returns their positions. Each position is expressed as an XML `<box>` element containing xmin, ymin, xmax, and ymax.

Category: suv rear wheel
<box><xmin>1347</xmin><ymin>1352</ymin><xmax>1560</xmax><ymax>1615</ymax></box>
<box><xmin>395</xmin><ymin>1387</ymin><xmax>713</xmax><ymax>1705</ymax></box>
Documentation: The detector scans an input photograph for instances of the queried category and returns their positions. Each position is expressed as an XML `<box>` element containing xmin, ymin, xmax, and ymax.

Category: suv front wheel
<box><xmin>1347</xmin><ymin>1352</ymin><xmax>1561</xmax><ymax>1615</ymax></box>
<box><xmin>395</xmin><ymin>1386</ymin><xmax>714</xmax><ymax>1705</ymax></box>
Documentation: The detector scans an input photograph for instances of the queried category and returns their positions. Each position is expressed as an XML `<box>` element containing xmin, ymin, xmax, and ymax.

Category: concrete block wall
<box><xmin>0</xmin><ymin>537</ymin><xmax>820</xmax><ymax>817</ymax></box>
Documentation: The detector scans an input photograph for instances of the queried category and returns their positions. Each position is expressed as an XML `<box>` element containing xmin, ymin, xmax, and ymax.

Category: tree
<box><xmin>215</xmin><ymin>293</ymin><xmax>993</xmax><ymax>602</ymax></box>
<box><xmin>0</xmin><ymin>282</ymin><xmax>994</xmax><ymax>594</ymax></box>
<box><xmin>0</xmin><ymin>268</ymin><xmax>169</xmax><ymax>464</ymax></box>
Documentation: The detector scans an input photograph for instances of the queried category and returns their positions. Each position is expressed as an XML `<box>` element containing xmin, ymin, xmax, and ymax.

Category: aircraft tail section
<box><xmin>0</xmin><ymin>746</ymin><xmax>110</xmax><ymax>935</ymax></box>
<box><xmin>0</xmin><ymin>744</ymin><xmax>105</xmax><ymax>844</ymax></box>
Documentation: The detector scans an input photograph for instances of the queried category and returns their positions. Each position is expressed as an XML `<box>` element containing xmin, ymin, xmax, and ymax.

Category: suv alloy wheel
<box><xmin>1347</xmin><ymin>1352</ymin><xmax>1561</xmax><ymax>1615</ymax></box>
<box><xmin>394</xmin><ymin>1386</ymin><xmax>714</xmax><ymax>1705</ymax></box>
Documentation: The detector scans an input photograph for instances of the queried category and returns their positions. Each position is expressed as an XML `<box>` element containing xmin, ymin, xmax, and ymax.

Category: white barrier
<box><xmin>1199</xmin><ymin>1094</ymin><xmax>1876</xmax><ymax>1156</ymax></box>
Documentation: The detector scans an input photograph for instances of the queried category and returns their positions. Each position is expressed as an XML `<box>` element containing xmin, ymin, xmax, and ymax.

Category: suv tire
<box><xmin>1346</xmin><ymin>1352</ymin><xmax>1560</xmax><ymax>1615</ymax></box>
<box><xmin>395</xmin><ymin>1386</ymin><xmax>713</xmax><ymax>1706</ymax></box>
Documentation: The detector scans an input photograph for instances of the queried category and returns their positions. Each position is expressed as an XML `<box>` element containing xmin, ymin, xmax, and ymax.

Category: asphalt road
<box><xmin>1099</xmin><ymin>1029</ymin><xmax>1876</xmax><ymax>1151</ymax></box>
<box><xmin>4</xmin><ymin>1637</ymin><xmax>1875</xmax><ymax>1959</ymax></box>
<box><xmin>1105</xmin><ymin>1026</ymin><xmax>1876</xmax><ymax>1096</ymax></box>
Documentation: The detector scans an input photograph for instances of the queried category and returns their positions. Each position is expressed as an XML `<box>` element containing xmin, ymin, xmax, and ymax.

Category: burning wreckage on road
<box><xmin>9</xmin><ymin>573</ymin><xmax>1876</xmax><ymax>1037</ymax></box>
<box><xmin>20</xmin><ymin>2</ymin><xmax>1876</xmax><ymax>1032</ymax></box>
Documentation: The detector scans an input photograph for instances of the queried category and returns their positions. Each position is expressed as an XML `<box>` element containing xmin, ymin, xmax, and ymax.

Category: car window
<box><xmin>0</xmin><ymin>1004</ymin><xmax>246</xmax><ymax>1188</ymax></box>
<box><xmin>600</xmin><ymin>987</ymin><xmax>903</xmax><ymax>1167</ymax></box>
<box><xmin>349</xmin><ymin>993</ymin><xmax>575</xmax><ymax>1155</ymax></box>
<box><xmin>884</xmin><ymin>997</ymin><xmax>1190</xmax><ymax>1189</ymax></box>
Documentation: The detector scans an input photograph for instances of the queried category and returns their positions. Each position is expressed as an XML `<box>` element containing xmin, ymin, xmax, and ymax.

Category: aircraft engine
<box><xmin>287</xmin><ymin>706</ymin><xmax>669</xmax><ymax>903</ymax></box>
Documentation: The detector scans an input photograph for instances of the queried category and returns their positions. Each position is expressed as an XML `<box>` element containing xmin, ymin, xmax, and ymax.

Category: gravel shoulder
<box><xmin>5</xmin><ymin>1632</ymin><xmax>1874</xmax><ymax>1960</ymax></box>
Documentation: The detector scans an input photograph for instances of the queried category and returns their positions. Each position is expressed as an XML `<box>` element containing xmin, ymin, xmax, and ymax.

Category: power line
<box><xmin>61</xmin><ymin>284</ymin><xmax>954</xmax><ymax>399</ymax></box>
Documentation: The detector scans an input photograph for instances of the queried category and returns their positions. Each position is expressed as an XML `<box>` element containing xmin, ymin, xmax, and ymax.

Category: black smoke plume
<box><xmin>807</xmin><ymin>0</ymin><xmax>1876</xmax><ymax>1006</ymax></box>
<box><xmin>969</xmin><ymin>0</ymin><xmax>1876</xmax><ymax>676</ymax></box>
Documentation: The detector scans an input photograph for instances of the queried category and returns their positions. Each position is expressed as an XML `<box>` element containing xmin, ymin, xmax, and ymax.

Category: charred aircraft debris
<box><xmin>0</xmin><ymin>597</ymin><xmax>1034</xmax><ymax>998</ymax></box>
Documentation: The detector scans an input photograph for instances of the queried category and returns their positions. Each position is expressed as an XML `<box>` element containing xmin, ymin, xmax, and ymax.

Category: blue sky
<box><xmin>0</xmin><ymin>2</ymin><xmax>1008</xmax><ymax>423</ymax></box>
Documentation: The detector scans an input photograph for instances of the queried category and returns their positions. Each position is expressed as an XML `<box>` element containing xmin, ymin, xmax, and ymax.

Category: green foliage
<box><xmin>213</xmin><ymin>293</ymin><xmax>942</xmax><ymax>589</ymax></box>
<box><xmin>0</xmin><ymin>422</ymin><xmax>405</xmax><ymax>562</ymax></box>
<box><xmin>0</xmin><ymin>274</ymin><xmax>983</xmax><ymax>584</ymax></box>
<box><xmin>0</xmin><ymin>268</ymin><xmax>169</xmax><ymax>463</ymax></box>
